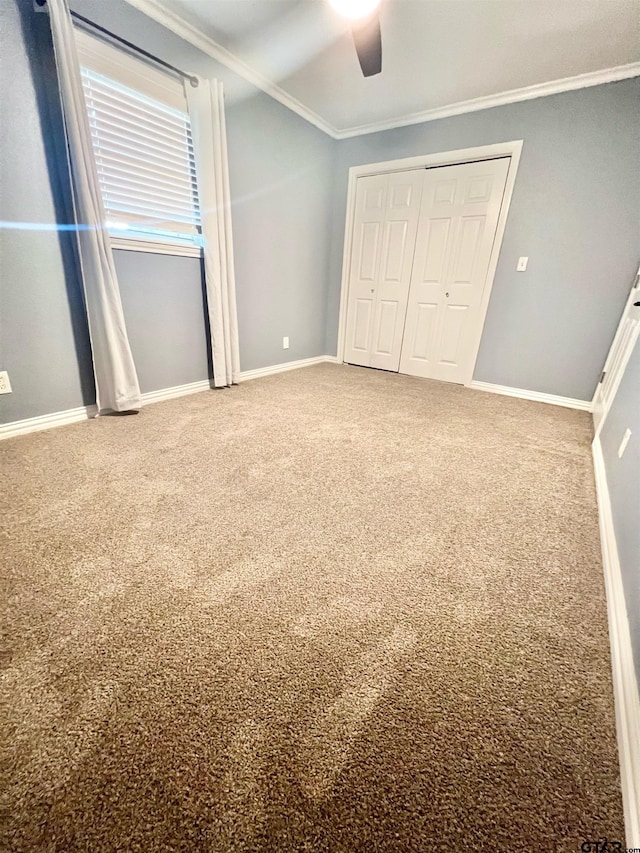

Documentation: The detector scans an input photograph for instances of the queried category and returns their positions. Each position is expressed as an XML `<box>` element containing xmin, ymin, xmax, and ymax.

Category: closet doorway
<box><xmin>337</xmin><ymin>142</ymin><xmax>522</xmax><ymax>386</ymax></box>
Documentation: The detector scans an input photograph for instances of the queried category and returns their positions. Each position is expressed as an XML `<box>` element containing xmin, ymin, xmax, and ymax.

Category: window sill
<box><xmin>109</xmin><ymin>237</ymin><xmax>203</xmax><ymax>259</ymax></box>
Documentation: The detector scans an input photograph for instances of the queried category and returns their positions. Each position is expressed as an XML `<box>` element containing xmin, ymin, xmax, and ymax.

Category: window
<box><xmin>75</xmin><ymin>29</ymin><xmax>202</xmax><ymax>255</ymax></box>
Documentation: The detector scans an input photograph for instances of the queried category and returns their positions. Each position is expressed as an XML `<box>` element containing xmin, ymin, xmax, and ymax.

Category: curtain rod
<box><xmin>35</xmin><ymin>1</ymin><xmax>199</xmax><ymax>87</ymax></box>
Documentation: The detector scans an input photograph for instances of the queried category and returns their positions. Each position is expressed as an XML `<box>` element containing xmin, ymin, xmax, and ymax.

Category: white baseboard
<box><xmin>592</xmin><ymin>436</ymin><xmax>640</xmax><ymax>847</ymax></box>
<box><xmin>469</xmin><ymin>380</ymin><xmax>592</xmax><ymax>411</ymax></box>
<box><xmin>0</xmin><ymin>359</ymin><xmax>344</xmax><ymax>440</ymax></box>
<box><xmin>140</xmin><ymin>379</ymin><xmax>211</xmax><ymax>406</ymax></box>
<box><xmin>0</xmin><ymin>379</ymin><xmax>211</xmax><ymax>441</ymax></box>
<box><xmin>0</xmin><ymin>404</ymin><xmax>98</xmax><ymax>440</ymax></box>
<box><xmin>238</xmin><ymin>355</ymin><xmax>338</xmax><ymax>382</ymax></box>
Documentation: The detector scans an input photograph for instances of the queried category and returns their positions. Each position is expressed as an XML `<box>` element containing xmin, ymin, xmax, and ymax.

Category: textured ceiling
<box><xmin>154</xmin><ymin>0</ymin><xmax>640</xmax><ymax>133</ymax></box>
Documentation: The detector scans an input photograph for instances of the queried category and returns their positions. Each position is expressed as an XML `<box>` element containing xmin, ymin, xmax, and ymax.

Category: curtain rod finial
<box><xmin>189</xmin><ymin>76</ymin><xmax>199</xmax><ymax>88</ymax></box>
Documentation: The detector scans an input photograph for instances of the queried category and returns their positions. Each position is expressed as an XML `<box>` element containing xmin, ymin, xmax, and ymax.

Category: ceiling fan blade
<box><xmin>351</xmin><ymin>9</ymin><xmax>382</xmax><ymax>77</ymax></box>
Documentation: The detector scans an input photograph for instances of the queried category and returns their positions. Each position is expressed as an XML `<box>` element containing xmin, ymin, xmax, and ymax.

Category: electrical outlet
<box><xmin>618</xmin><ymin>428</ymin><xmax>632</xmax><ymax>459</ymax></box>
<box><xmin>0</xmin><ymin>371</ymin><xmax>12</xmax><ymax>394</ymax></box>
<box><xmin>517</xmin><ymin>257</ymin><xmax>528</xmax><ymax>272</ymax></box>
<box><xmin>282</xmin><ymin>336</ymin><xmax>289</xmax><ymax>350</ymax></box>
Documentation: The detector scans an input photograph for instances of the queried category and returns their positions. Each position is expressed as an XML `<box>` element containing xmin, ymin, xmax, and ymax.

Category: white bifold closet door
<box><xmin>343</xmin><ymin>169</ymin><xmax>424</xmax><ymax>371</ymax></box>
<box><xmin>399</xmin><ymin>158</ymin><xmax>510</xmax><ymax>383</ymax></box>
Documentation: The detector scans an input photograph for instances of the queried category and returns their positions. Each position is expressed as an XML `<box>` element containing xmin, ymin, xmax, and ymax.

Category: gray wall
<box><xmin>113</xmin><ymin>251</ymin><xmax>210</xmax><ymax>394</ymax></box>
<box><xmin>68</xmin><ymin>0</ymin><xmax>337</xmax><ymax>374</ymax></box>
<box><xmin>1</xmin><ymin>0</ymin><xmax>336</xmax><ymax>424</ymax></box>
<box><xmin>0</xmin><ymin>0</ymin><xmax>94</xmax><ymax>423</ymax></box>
<box><xmin>600</xmin><ymin>339</ymin><xmax>640</xmax><ymax>686</ymax></box>
<box><xmin>326</xmin><ymin>80</ymin><xmax>640</xmax><ymax>402</ymax></box>
<box><xmin>2</xmin><ymin>0</ymin><xmax>638</xmax><ymax>424</ymax></box>
<box><xmin>225</xmin><ymin>94</ymin><xmax>335</xmax><ymax>370</ymax></box>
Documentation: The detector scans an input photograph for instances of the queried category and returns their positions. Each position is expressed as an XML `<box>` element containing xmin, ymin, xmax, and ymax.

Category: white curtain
<box><xmin>47</xmin><ymin>0</ymin><xmax>141</xmax><ymax>412</ymax></box>
<box><xmin>186</xmin><ymin>78</ymin><xmax>240</xmax><ymax>387</ymax></box>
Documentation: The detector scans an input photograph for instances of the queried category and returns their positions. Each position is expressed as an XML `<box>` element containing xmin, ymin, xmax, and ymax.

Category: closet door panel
<box><xmin>343</xmin><ymin>175</ymin><xmax>388</xmax><ymax>367</ymax></box>
<box><xmin>344</xmin><ymin>170</ymin><xmax>424</xmax><ymax>371</ymax></box>
<box><xmin>369</xmin><ymin>170</ymin><xmax>424</xmax><ymax>371</ymax></box>
<box><xmin>400</xmin><ymin>158</ymin><xmax>510</xmax><ymax>383</ymax></box>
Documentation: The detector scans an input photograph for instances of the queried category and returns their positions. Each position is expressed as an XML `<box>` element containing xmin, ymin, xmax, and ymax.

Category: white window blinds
<box><xmin>80</xmin><ymin>67</ymin><xmax>202</xmax><ymax>250</ymax></box>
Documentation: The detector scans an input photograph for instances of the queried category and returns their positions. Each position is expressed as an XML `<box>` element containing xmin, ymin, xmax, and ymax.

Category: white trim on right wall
<box><xmin>592</xmin><ymin>266</ymin><xmax>640</xmax><ymax>434</ymax></box>
<box><xmin>592</xmin><ymin>436</ymin><xmax>640</xmax><ymax>847</ymax></box>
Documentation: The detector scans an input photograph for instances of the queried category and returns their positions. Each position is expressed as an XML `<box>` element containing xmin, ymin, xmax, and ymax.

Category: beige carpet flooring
<box><xmin>1</xmin><ymin>363</ymin><xmax>623</xmax><ymax>852</ymax></box>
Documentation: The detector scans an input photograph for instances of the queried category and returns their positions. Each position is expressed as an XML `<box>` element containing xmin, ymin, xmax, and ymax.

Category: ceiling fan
<box><xmin>329</xmin><ymin>0</ymin><xmax>383</xmax><ymax>78</ymax></box>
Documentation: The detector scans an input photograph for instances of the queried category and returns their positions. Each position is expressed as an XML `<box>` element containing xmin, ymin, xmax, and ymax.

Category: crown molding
<box><xmin>121</xmin><ymin>0</ymin><xmax>340</xmax><ymax>138</ymax></box>
<box><xmin>121</xmin><ymin>0</ymin><xmax>639</xmax><ymax>140</ymax></box>
<box><xmin>334</xmin><ymin>62</ymin><xmax>640</xmax><ymax>138</ymax></box>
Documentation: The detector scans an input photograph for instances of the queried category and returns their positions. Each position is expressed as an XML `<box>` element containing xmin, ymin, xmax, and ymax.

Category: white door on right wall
<box><xmin>399</xmin><ymin>158</ymin><xmax>510</xmax><ymax>384</ymax></box>
<box><xmin>592</xmin><ymin>267</ymin><xmax>640</xmax><ymax>433</ymax></box>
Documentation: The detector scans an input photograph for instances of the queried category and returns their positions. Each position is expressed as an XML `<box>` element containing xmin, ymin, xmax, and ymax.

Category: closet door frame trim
<box><xmin>336</xmin><ymin>140</ymin><xmax>523</xmax><ymax>385</ymax></box>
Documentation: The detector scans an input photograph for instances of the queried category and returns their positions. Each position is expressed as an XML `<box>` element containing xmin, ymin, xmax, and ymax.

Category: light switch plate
<box><xmin>282</xmin><ymin>336</ymin><xmax>289</xmax><ymax>350</ymax></box>
<box><xmin>0</xmin><ymin>371</ymin><xmax>12</xmax><ymax>394</ymax></box>
<box><xmin>517</xmin><ymin>257</ymin><xmax>528</xmax><ymax>272</ymax></box>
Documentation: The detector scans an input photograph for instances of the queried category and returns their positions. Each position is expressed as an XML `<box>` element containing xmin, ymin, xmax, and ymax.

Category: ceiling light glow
<box><xmin>328</xmin><ymin>0</ymin><xmax>381</xmax><ymax>21</ymax></box>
